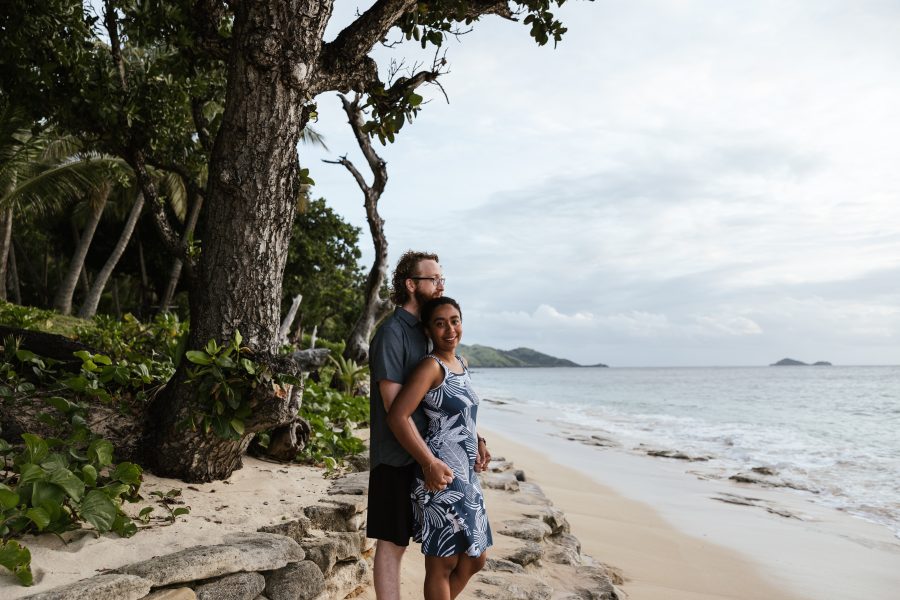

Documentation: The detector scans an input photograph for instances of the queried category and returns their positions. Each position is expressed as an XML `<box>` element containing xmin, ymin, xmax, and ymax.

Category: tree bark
<box><xmin>0</xmin><ymin>208</ymin><xmax>13</xmax><ymax>302</ymax></box>
<box><xmin>78</xmin><ymin>193</ymin><xmax>144</xmax><ymax>318</ymax></box>
<box><xmin>8</xmin><ymin>243</ymin><xmax>21</xmax><ymax>304</ymax></box>
<box><xmin>329</xmin><ymin>95</ymin><xmax>392</xmax><ymax>365</ymax></box>
<box><xmin>54</xmin><ymin>187</ymin><xmax>109</xmax><ymax>315</ymax></box>
<box><xmin>143</xmin><ymin>0</ymin><xmax>334</xmax><ymax>482</ymax></box>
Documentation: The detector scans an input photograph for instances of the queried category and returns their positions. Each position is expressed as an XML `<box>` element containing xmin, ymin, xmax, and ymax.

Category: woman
<box><xmin>387</xmin><ymin>296</ymin><xmax>493</xmax><ymax>600</ymax></box>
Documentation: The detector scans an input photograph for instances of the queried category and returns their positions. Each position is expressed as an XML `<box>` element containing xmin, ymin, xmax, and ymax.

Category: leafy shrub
<box><xmin>184</xmin><ymin>330</ymin><xmax>298</xmax><ymax>440</ymax></box>
<box><xmin>297</xmin><ymin>379</ymin><xmax>367</xmax><ymax>469</ymax></box>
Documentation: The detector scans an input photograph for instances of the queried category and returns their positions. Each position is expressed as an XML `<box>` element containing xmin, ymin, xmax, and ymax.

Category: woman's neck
<box><xmin>432</xmin><ymin>349</ymin><xmax>457</xmax><ymax>364</ymax></box>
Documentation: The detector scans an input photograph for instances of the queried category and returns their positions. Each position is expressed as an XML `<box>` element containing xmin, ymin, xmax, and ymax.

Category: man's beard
<box><xmin>414</xmin><ymin>287</ymin><xmax>439</xmax><ymax>307</ymax></box>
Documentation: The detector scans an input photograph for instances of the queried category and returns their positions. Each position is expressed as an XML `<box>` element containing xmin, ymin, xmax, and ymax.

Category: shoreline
<box><xmin>477</xmin><ymin>407</ymin><xmax>900</xmax><ymax>600</ymax></box>
<box><xmin>481</xmin><ymin>429</ymin><xmax>808</xmax><ymax>600</ymax></box>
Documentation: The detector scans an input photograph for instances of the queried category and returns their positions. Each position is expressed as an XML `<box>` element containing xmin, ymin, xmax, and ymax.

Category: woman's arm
<box><xmin>387</xmin><ymin>359</ymin><xmax>454</xmax><ymax>491</ymax></box>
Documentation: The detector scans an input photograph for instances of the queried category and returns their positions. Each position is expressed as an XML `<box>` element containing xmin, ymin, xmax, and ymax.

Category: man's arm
<box><xmin>378</xmin><ymin>380</ymin><xmax>403</xmax><ymax>412</ymax></box>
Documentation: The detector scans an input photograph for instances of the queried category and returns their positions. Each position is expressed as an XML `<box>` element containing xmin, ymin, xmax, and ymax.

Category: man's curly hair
<box><xmin>390</xmin><ymin>250</ymin><xmax>440</xmax><ymax>305</ymax></box>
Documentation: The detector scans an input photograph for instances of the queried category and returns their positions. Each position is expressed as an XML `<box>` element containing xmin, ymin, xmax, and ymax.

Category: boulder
<box><xmin>484</xmin><ymin>558</ymin><xmax>525</xmax><ymax>573</ymax></box>
<box><xmin>21</xmin><ymin>574</ymin><xmax>151</xmax><ymax>600</ymax></box>
<box><xmin>264</xmin><ymin>561</ymin><xmax>325</xmax><ymax>600</ymax></box>
<box><xmin>499</xmin><ymin>519</ymin><xmax>552</xmax><ymax>542</ymax></box>
<box><xmin>258</xmin><ymin>517</ymin><xmax>312</xmax><ymax>543</ymax></box>
<box><xmin>323</xmin><ymin>558</ymin><xmax>369</xmax><ymax>599</ymax></box>
<box><xmin>506</xmin><ymin>542</ymin><xmax>543</xmax><ymax>567</ymax></box>
<box><xmin>144</xmin><ymin>589</ymin><xmax>197</xmax><ymax>600</ymax></box>
<box><xmin>521</xmin><ymin>507</ymin><xmax>569</xmax><ymax>535</ymax></box>
<box><xmin>301</xmin><ymin>532</ymin><xmax>361</xmax><ymax>575</ymax></box>
<box><xmin>116</xmin><ymin>533</ymin><xmax>304</xmax><ymax>587</ymax></box>
<box><xmin>304</xmin><ymin>498</ymin><xmax>366</xmax><ymax>532</ymax></box>
<box><xmin>481</xmin><ymin>472</ymin><xmax>520</xmax><ymax>491</ymax></box>
<box><xmin>195</xmin><ymin>572</ymin><xmax>266</xmax><ymax>600</ymax></box>
<box><xmin>328</xmin><ymin>471</ymin><xmax>369</xmax><ymax>495</ymax></box>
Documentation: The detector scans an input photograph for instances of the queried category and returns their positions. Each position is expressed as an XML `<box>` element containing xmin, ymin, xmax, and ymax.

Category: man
<box><xmin>367</xmin><ymin>250</ymin><xmax>488</xmax><ymax>600</ymax></box>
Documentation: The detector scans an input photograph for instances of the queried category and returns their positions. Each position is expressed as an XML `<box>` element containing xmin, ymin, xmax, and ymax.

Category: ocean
<box><xmin>470</xmin><ymin>365</ymin><xmax>900</xmax><ymax>539</ymax></box>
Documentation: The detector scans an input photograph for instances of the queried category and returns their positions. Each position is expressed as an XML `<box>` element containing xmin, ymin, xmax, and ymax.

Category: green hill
<box><xmin>459</xmin><ymin>344</ymin><xmax>596</xmax><ymax>368</ymax></box>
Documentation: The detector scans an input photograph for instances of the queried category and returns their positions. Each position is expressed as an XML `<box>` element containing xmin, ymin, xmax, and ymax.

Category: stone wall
<box><xmin>21</xmin><ymin>472</ymin><xmax>373</xmax><ymax>600</ymax></box>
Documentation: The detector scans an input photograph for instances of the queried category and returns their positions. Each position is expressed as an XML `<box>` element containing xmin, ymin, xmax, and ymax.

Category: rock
<box><xmin>578</xmin><ymin>563</ymin><xmax>625</xmax><ymax>587</ymax></box>
<box><xmin>343</xmin><ymin>454</ymin><xmax>370</xmax><ymax>474</ymax></box>
<box><xmin>544</xmin><ymin>544</ymin><xmax>581</xmax><ymax>566</ymax></box>
<box><xmin>323</xmin><ymin>558</ymin><xmax>369</xmax><ymax>599</ymax></box>
<box><xmin>328</xmin><ymin>471</ymin><xmax>369</xmax><ymax>495</ymax></box>
<box><xmin>264</xmin><ymin>560</ymin><xmax>325</xmax><ymax>600</ymax></box>
<box><xmin>643</xmin><ymin>449</ymin><xmax>710</xmax><ymax>462</ymax></box>
<box><xmin>522</xmin><ymin>507</ymin><xmax>569</xmax><ymax>535</ymax></box>
<box><xmin>499</xmin><ymin>519</ymin><xmax>552</xmax><ymax>542</ymax></box>
<box><xmin>116</xmin><ymin>533</ymin><xmax>304</xmax><ymax>587</ymax></box>
<box><xmin>506</xmin><ymin>542</ymin><xmax>542</xmax><ymax>567</ymax></box>
<box><xmin>481</xmin><ymin>581</ymin><xmax>553</xmax><ymax>600</ymax></box>
<box><xmin>484</xmin><ymin>558</ymin><xmax>525</xmax><ymax>573</ymax></box>
<box><xmin>548</xmin><ymin>532</ymin><xmax>581</xmax><ymax>555</ymax></box>
<box><xmin>481</xmin><ymin>472</ymin><xmax>520</xmax><ymax>491</ymax></box>
<box><xmin>301</xmin><ymin>532</ymin><xmax>363</xmax><ymax>575</ymax></box>
<box><xmin>513</xmin><ymin>470</ymin><xmax>526</xmax><ymax>482</ymax></box>
<box><xmin>258</xmin><ymin>517</ymin><xmax>312</xmax><ymax>544</ymax></box>
<box><xmin>304</xmin><ymin>498</ymin><xmax>366</xmax><ymax>531</ymax></box>
<box><xmin>487</xmin><ymin>459</ymin><xmax>515</xmax><ymax>472</ymax></box>
<box><xmin>195</xmin><ymin>572</ymin><xmax>266</xmax><ymax>600</ymax></box>
<box><xmin>21</xmin><ymin>574</ymin><xmax>152</xmax><ymax>600</ymax></box>
<box><xmin>144</xmin><ymin>589</ymin><xmax>197</xmax><ymax>600</ymax></box>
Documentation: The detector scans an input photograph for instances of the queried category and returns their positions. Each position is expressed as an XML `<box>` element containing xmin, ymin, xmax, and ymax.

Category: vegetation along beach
<box><xmin>1</xmin><ymin>1</ymin><xmax>899</xmax><ymax>600</ymax></box>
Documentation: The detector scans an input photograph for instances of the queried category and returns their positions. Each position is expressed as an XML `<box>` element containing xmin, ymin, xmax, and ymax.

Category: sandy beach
<box><xmin>4</xmin><ymin>423</ymin><xmax>899</xmax><ymax>599</ymax></box>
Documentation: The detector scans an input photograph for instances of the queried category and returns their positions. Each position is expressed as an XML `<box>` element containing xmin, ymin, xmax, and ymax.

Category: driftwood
<box><xmin>0</xmin><ymin>325</ymin><xmax>95</xmax><ymax>369</ymax></box>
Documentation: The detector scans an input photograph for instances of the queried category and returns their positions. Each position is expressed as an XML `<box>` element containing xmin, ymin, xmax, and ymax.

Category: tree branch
<box><xmin>338</xmin><ymin>93</ymin><xmax>386</xmax><ymax>195</ymax></box>
<box><xmin>323</xmin><ymin>156</ymin><xmax>369</xmax><ymax>193</ymax></box>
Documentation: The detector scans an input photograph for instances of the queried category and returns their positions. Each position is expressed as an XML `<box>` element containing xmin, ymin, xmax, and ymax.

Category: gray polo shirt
<box><xmin>369</xmin><ymin>307</ymin><xmax>429</xmax><ymax>468</ymax></box>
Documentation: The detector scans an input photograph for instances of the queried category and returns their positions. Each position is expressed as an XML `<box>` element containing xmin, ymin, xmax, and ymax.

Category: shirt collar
<box><xmin>396</xmin><ymin>306</ymin><xmax>420</xmax><ymax>328</ymax></box>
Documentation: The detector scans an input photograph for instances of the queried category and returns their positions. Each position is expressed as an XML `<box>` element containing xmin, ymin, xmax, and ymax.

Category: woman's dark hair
<box><xmin>420</xmin><ymin>296</ymin><xmax>462</xmax><ymax>325</ymax></box>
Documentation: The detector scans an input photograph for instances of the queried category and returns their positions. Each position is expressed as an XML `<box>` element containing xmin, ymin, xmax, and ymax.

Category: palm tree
<box><xmin>0</xmin><ymin>101</ymin><xmax>120</xmax><ymax>304</ymax></box>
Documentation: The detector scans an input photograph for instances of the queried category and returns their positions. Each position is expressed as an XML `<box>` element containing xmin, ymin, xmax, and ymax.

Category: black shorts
<box><xmin>366</xmin><ymin>463</ymin><xmax>415</xmax><ymax>546</ymax></box>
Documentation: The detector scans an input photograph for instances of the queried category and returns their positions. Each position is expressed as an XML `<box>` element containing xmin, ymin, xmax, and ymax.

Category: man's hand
<box><xmin>423</xmin><ymin>459</ymin><xmax>454</xmax><ymax>491</ymax></box>
<box><xmin>474</xmin><ymin>437</ymin><xmax>491</xmax><ymax>473</ymax></box>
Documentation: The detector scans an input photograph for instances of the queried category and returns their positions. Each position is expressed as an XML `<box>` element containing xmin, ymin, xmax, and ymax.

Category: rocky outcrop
<box><xmin>22</xmin><ymin>472</ymin><xmax>372</xmax><ymax>600</ymax></box>
<box><xmin>477</xmin><ymin>457</ymin><xmax>623</xmax><ymax>600</ymax></box>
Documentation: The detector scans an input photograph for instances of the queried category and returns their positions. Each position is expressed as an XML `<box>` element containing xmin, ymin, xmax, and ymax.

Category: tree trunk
<box><xmin>0</xmin><ymin>208</ymin><xmax>13</xmax><ymax>302</ymax></box>
<box><xmin>159</xmin><ymin>190</ymin><xmax>204</xmax><ymax>312</ymax></box>
<box><xmin>331</xmin><ymin>95</ymin><xmax>392</xmax><ymax>365</ymax></box>
<box><xmin>78</xmin><ymin>193</ymin><xmax>144</xmax><ymax>318</ymax></box>
<box><xmin>142</xmin><ymin>0</ymin><xmax>330</xmax><ymax>482</ymax></box>
<box><xmin>54</xmin><ymin>188</ymin><xmax>109</xmax><ymax>315</ymax></box>
<box><xmin>8</xmin><ymin>244</ymin><xmax>21</xmax><ymax>304</ymax></box>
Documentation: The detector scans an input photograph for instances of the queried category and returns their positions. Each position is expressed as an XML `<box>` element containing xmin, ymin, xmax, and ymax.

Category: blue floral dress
<box><xmin>411</xmin><ymin>355</ymin><xmax>493</xmax><ymax>557</ymax></box>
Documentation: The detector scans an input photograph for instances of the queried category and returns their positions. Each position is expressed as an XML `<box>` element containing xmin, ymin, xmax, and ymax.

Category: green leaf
<box><xmin>233</xmin><ymin>329</ymin><xmax>242</xmax><ymax>347</ymax></box>
<box><xmin>80</xmin><ymin>490</ymin><xmax>117</xmax><ymax>532</ymax></box>
<box><xmin>172</xmin><ymin>507</ymin><xmax>190</xmax><ymax>518</ymax></box>
<box><xmin>0</xmin><ymin>539</ymin><xmax>33</xmax><ymax>586</ymax></box>
<box><xmin>0</xmin><ymin>484</ymin><xmax>19</xmax><ymax>509</ymax></box>
<box><xmin>81</xmin><ymin>464</ymin><xmax>98</xmax><ymax>487</ymax></box>
<box><xmin>73</xmin><ymin>350</ymin><xmax>92</xmax><ymax>361</ymax></box>
<box><xmin>25</xmin><ymin>507</ymin><xmax>51</xmax><ymax>530</ymax></box>
<box><xmin>205</xmin><ymin>339</ymin><xmax>219</xmax><ymax>355</ymax></box>
<box><xmin>87</xmin><ymin>439</ymin><xmax>114</xmax><ymax>467</ymax></box>
<box><xmin>31</xmin><ymin>481</ymin><xmax>65</xmax><ymax>521</ymax></box>
<box><xmin>21</xmin><ymin>433</ymin><xmax>49</xmax><ymax>464</ymax></box>
<box><xmin>111</xmin><ymin>462</ymin><xmax>142</xmax><ymax>485</ymax></box>
<box><xmin>229</xmin><ymin>419</ymin><xmax>245</xmax><ymax>436</ymax></box>
<box><xmin>18</xmin><ymin>463</ymin><xmax>47</xmax><ymax>485</ymax></box>
<box><xmin>185</xmin><ymin>350</ymin><xmax>213</xmax><ymax>365</ymax></box>
<box><xmin>46</xmin><ymin>396</ymin><xmax>73</xmax><ymax>413</ymax></box>
<box><xmin>240</xmin><ymin>358</ymin><xmax>255</xmax><ymax>374</ymax></box>
<box><xmin>92</xmin><ymin>354</ymin><xmax>112</xmax><ymax>365</ymax></box>
<box><xmin>47</xmin><ymin>466</ymin><xmax>85</xmax><ymax>501</ymax></box>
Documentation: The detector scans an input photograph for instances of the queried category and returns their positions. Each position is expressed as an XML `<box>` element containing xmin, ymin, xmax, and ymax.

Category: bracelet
<box><xmin>477</xmin><ymin>435</ymin><xmax>486</xmax><ymax>445</ymax></box>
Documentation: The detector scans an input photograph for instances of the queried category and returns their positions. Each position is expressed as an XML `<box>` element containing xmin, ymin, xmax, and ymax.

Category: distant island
<box><xmin>459</xmin><ymin>344</ymin><xmax>608</xmax><ymax>368</ymax></box>
<box><xmin>770</xmin><ymin>358</ymin><xmax>833</xmax><ymax>366</ymax></box>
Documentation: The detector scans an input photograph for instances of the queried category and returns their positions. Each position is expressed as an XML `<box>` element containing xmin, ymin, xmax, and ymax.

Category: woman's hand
<box><xmin>474</xmin><ymin>436</ymin><xmax>491</xmax><ymax>473</ymax></box>
<box><xmin>423</xmin><ymin>458</ymin><xmax>454</xmax><ymax>491</ymax></box>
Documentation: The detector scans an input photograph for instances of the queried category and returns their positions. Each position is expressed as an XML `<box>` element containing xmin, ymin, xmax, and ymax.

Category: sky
<box><xmin>301</xmin><ymin>0</ymin><xmax>900</xmax><ymax>367</ymax></box>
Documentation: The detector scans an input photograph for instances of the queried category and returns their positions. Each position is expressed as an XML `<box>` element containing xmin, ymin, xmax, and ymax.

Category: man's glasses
<box><xmin>410</xmin><ymin>276</ymin><xmax>446</xmax><ymax>286</ymax></box>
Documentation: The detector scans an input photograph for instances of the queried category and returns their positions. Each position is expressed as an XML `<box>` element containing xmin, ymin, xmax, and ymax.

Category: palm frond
<box><xmin>1</xmin><ymin>157</ymin><xmax>125</xmax><ymax>214</ymax></box>
<box><xmin>300</xmin><ymin>125</ymin><xmax>328</xmax><ymax>151</ymax></box>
